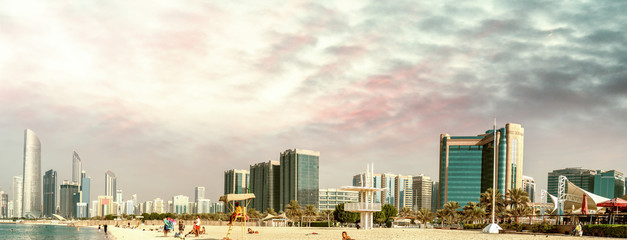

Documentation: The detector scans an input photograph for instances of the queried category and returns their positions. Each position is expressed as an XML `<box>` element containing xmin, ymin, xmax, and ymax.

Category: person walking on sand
<box><xmin>104</xmin><ymin>224</ymin><xmax>108</xmax><ymax>235</ymax></box>
<box><xmin>178</xmin><ymin>219</ymin><xmax>185</xmax><ymax>236</ymax></box>
<box><xmin>194</xmin><ymin>215</ymin><xmax>201</xmax><ymax>237</ymax></box>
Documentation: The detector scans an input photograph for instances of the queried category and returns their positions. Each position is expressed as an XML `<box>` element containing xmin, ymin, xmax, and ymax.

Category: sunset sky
<box><xmin>1</xmin><ymin>0</ymin><xmax>626</xmax><ymax>204</ymax></box>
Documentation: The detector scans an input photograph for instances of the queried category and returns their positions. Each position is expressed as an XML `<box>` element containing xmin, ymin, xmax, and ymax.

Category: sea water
<box><xmin>0</xmin><ymin>224</ymin><xmax>107</xmax><ymax>240</ymax></box>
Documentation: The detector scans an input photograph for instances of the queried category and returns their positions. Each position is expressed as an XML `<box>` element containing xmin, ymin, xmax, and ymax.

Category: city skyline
<box><xmin>1</xmin><ymin>1</ymin><xmax>626</xmax><ymax>205</ymax></box>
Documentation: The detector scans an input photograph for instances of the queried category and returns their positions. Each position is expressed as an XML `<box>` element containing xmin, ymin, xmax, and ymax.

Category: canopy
<box><xmin>564</xmin><ymin>180</ymin><xmax>609</xmax><ymax>212</ymax></box>
<box><xmin>219</xmin><ymin>193</ymin><xmax>255</xmax><ymax>202</ymax></box>
<box><xmin>596</xmin><ymin>198</ymin><xmax>627</xmax><ymax>208</ymax></box>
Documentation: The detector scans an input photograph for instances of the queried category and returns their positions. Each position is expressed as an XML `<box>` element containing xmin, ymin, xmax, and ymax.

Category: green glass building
<box><xmin>249</xmin><ymin>160</ymin><xmax>281</xmax><ymax>212</ymax></box>
<box><xmin>438</xmin><ymin>123</ymin><xmax>524</xmax><ymax>209</ymax></box>
<box><xmin>224</xmin><ymin>169</ymin><xmax>249</xmax><ymax>195</ymax></box>
<box><xmin>594</xmin><ymin>170</ymin><xmax>625</xmax><ymax>199</ymax></box>
<box><xmin>279</xmin><ymin>149</ymin><xmax>319</xmax><ymax>211</ymax></box>
<box><xmin>547</xmin><ymin>168</ymin><xmax>624</xmax><ymax>200</ymax></box>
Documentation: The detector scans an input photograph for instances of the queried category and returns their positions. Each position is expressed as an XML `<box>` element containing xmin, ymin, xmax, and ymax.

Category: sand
<box><xmin>106</xmin><ymin>225</ymin><xmax>613</xmax><ymax>240</ymax></box>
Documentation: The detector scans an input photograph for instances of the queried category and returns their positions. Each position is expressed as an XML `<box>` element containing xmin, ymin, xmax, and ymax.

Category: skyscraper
<box><xmin>395</xmin><ymin>175</ymin><xmax>413</xmax><ymax>210</ymax></box>
<box><xmin>72</xmin><ymin>151</ymin><xmax>82</xmax><ymax>186</ymax></box>
<box><xmin>172</xmin><ymin>195</ymin><xmax>189</xmax><ymax>214</ymax></box>
<box><xmin>97</xmin><ymin>195</ymin><xmax>113</xmax><ymax>217</ymax></box>
<box><xmin>116</xmin><ymin>190</ymin><xmax>123</xmax><ymax>205</ymax></box>
<box><xmin>438</xmin><ymin>123</ymin><xmax>524</xmax><ymax>208</ymax></box>
<box><xmin>43</xmin><ymin>170</ymin><xmax>57</xmax><ymax>218</ymax></box>
<box><xmin>381</xmin><ymin>173</ymin><xmax>397</xmax><ymax>205</ymax></box>
<box><xmin>279</xmin><ymin>149</ymin><xmax>320</xmax><ymax>211</ymax></box>
<box><xmin>81</xmin><ymin>176</ymin><xmax>91</xmax><ymax>216</ymax></box>
<box><xmin>105</xmin><ymin>170</ymin><xmax>117</xmax><ymax>201</ymax></box>
<box><xmin>353</xmin><ymin>173</ymin><xmax>382</xmax><ymax>203</ymax></box>
<box><xmin>412</xmin><ymin>175</ymin><xmax>432</xmax><ymax>211</ymax></box>
<box><xmin>522</xmin><ymin>176</ymin><xmax>536</xmax><ymax>202</ymax></box>
<box><xmin>593</xmin><ymin>170</ymin><xmax>625</xmax><ymax>199</ymax></box>
<box><xmin>249</xmin><ymin>160</ymin><xmax>281</xmax><ymax>212</ymax></box>
<box><xmin>12</xmin><ymin>176</ymin><xmax>23</xmax><ymax>218</ymax></box>
<box><xmin>59</xmin><ymin>181</ymin><xmax>79</xmax><ymax>219</ymax></box>
<box><xmin>224</xmin><ymin>169</ymin><xmax>250</xmax><ymax>195</ymax></box>
<box><xmin>547</xmin><ymin>168</ymin><xmax>596</xmax><ymax>198</ymax></box>
<box><xmin>431</xmin><ymin>181</ymin><xmax>439</xmax><ymax>212</ymax></box>
<box><xmin>0</xmin><ymin>190</ymin><xmax>7</xmax><ymax>219</ymax></box>
<box><xmin>195</xmin><ymin>187</ymin><xmax>205</xmax><ymax>202</ymax></box>
<box><xmin>22</xmin><ymin>129</ymin><xmax>42</xmax><ymax>218</ymax></box>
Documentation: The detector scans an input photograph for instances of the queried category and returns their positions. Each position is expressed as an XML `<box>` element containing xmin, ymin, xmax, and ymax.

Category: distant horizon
<box><xmin>1</xmin><ymin>1</ymin><xmax>626</xmax><ymax>209</ymax></box>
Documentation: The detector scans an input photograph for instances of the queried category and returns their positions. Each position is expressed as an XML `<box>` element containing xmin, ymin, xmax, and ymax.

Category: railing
<box><xmin>344</xmin><ymin>203</ymin><xmax>381</xmax><ymax>212</ymax></box>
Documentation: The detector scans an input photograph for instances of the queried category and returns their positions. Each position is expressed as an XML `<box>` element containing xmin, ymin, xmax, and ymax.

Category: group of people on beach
<box><xmin>163</xmin><ymin>215</ymin><xmax>204</xmax><ymax>238</ymax></box>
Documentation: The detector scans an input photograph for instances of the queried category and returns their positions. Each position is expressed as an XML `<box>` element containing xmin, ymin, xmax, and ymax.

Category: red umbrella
<box><xmin>596</xmin><ymin>198</ymin><xmax>627</xmax><ymax>208</ymax></box>
<box><xmin>581</xmin><ymin>193</ymin><xmax>588</xmax><ymax>214</ymax></box>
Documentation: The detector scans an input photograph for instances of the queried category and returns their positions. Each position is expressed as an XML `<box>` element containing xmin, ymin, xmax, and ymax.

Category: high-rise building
<box><xmin>0</xmin><ymin>190</ymin><xmax>7</xmax><ymax>219</ymax></box>
<box><xmin>439</xmin><ymin>123</ymin><xmax>524</xmax><ymax>208</ymax></box>
<box><xmin>72</xmin><ymin>151</ymin><xmax>82</xmax><ymax>186</ymax></box>
<box><xmin>116</xmin><ymin>190</ymin><xmax>123</xmax><ymax>205</ymax></box>
<box><xmin>167</xmin><ymin>200</ymin><xmax>173</xmax><ymax>213</ymax></box>
<box><xmin>172</xmin><ymin>195</ymin><xmax>189</xmax><ymax>214</ymax></box>
<box><xmin>210</xmin><ymin>202</ymin><xmax>225</xmax><ymax>213</ymax></box>
<box><xmin>279</xmin><ymin>149</ymin><xmax>320</xmax><ymax>211</ymax></box>
<box><xmin>431</xmin><ymin>181</ymin><xmax>439</xmax><ymax>212</ymax></box>
<box><xmin>7</xmin><ymin>201</ymin><xmax>14</xmax><ymax>218</ymax></box>
<box><xmin>548</xmin><ymin>168</ymin><xmax>597</xmax><ymax>199</ymax></box>
<box><xmin>224</xmin><ymin>169</ymin><xmax>250</xmax><ymax>195</ymax></box>
<box><xmin>76</xmin><ymin>202</ymin><xmax>88</xmax><ymax>218</ymax></box>
<box><xmin>81</xmin><ymin>176</ymin><xmax>91</xmax><ymax>215</ymax></box>
<box><xmin>195</xmin><ymin>187</ymin><xmax>205</xmax><ymax>202</ymax></box>
<box><xmin>43</xmin><ymin>170</ymin><xmax>56</xmax><ymax>218</ymax></box>
<box><xmin>144</xmin><ymin>200</ymin><xmax>153</xmax><ymax>214</ymax></box>
<box><xmin>153</xmin><ymin>198</ymin><xmax>164</xmax><ymax>213</ymax></box>
<box><xmin>249</xmin><ymin>160</ymin><xmax>281</xmax><ymax>212</ymax></box>
<box><xmin>381</xmin><ymin>173</ymin><xmax>397</xmax><ymax>205</ymax></box>
<box><xmin>353</xmin><ymin>173</ymin><xmax>382</xmax><ymax>203</ymax></box>
<box><xmin>412</xmin><ymin>175</ymin><xmax>432</xmax><ymax>211</ymax></box>
<box><xmin>593</xmin><ymin>170</ymin><xmax>625</xmax><ymax>199</ymax></box>
<box><xmin>522</xmin><ymin>176</ymin><xmax>536</xmax><ymax>202</ymax></box>
<box><xmin>59</xmin><ymin>181</ymin><xmax>79</xmax><ymax>219</ymax></box>
<box><xmin>12</xmin><ymin>176</ymin><xmax>23</xmax><ymax>219</ymax></box>
<box><xmin>105</xmin><ymin>170</ymin><xmax>117</xmax><ymax>201</ymax></box>
<box><xmin>91</xmin><ymin>200</ymin><xmax>98</xmax><ymax>218</ymax></box>
<box><xmin>22</xmin><ymin>129</ymin><xmax>42</xmax><ymax>219</ymax></box>
<box><xmin>97</xmin><ymin>195</ymin><xmax>113</xmax><ymax>217</ymax></box>
<box><xmin>395</xmin><ymin>175</ymin><xmax>413</xmax><ymax>210</ymax></box>
<box><xmin>125</xmin><ymin>200</ymin><xmax>135</xmax><ymax>215</ymax></box>
<box><xmin>197</xmin><ymin>199</ymin><xmax>211</xmax><ymax>214</ymax></box>
<box><xmin>318</xmin><ymin>188</ymin><xmax>359</xmax><ymax>211</ymax></box>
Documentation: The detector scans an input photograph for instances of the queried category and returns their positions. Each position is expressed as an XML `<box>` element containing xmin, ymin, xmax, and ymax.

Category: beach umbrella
<box><xmin>596</xmin><ymin>198</ymin><xmax>627</xmax><ymax>208</ymax></box>
<box><xmin>581</xmin><ymin>193</ymin><xmax>588</xmax><ymax>215</ymax></box>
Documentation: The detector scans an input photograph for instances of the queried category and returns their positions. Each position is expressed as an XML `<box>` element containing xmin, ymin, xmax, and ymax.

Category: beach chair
<box><xmin>220</xmin><ymin>193</ymin><xmax>255</xmax><ymax>240</ymax></box>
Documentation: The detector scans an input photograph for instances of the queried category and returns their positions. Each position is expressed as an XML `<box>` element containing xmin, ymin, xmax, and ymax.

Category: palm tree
<box><xmin>463</xmin><ymin>202</ymin><xmax>480</xmax><ymax>223</ymax></box>
<box><xmin>320</xmin><ymin>209</ymin><xmax>334</xmax><ymax>226</ymax></box>
<box><xmin>443</xmin><ymin>201</ymin><xmax>461</xmax><ymax>225</ymax></box>
<box><xmin>398</xmin><ymin>207</ymin><xmax>414</xmax><ymax>218</ymax></box>
<box><xmin>284</xmin><ymin>200</ymin><xmax>303</xmax><ymax>225</ymax></box>
<box><xmin>480</xmin><ymin>188</ymin><xmax>506</xmax><ymax>220</ymax></box>
<box><xmin>415</xmin><ymin>208</ymin><xmax>435</xmax><ymax>228</ymax></box>
<box><xmin>247</xmin><ymin>208</ymin><xmax>262</xmax><ymax>219</ymax></box>
<box><xmin>435</xmin><ymin>209</ymin><xmax>448</xmax><ymax>227</ymax></box>
<box><xmin>303</xmin><ymin>204</ymin><xmax>318</xmax><ymax>227</ymax></box>
<box><xmin>507</xmin><ymin>188</ymin><xmax>530</xmax><ymax>222</ymax></box>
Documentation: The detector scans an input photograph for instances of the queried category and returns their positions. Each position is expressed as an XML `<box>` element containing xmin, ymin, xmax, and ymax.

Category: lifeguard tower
<box><xmin>341</xmin><ymin>163</ymin><xmax>383</xmax><ymax>230</ymax></box>
<box><xmin>220</xmin><ymin>193</ymin><xmax>255</xmax><ymax>240</ymax></box>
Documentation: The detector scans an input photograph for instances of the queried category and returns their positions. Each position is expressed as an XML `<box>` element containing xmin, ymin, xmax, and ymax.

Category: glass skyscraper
<box><xmin>548</xmin><ymin>167</ymin><xmax>597</xmax><ymax>200</ymax></box>
<box><xmin>12</xmin><ymin>176</ymin><xmax>23</xmax><ymax>219</ymax></box>
<box><xmin>105</xmin><ymin>170</ymin><xmax>116</xmax><ymax>201</ymax></box>
<box><xmin>59</xmin><ymin>182</ymin><xmax>79</xmax><ymax>219</ymax></box>
<box><xmin>412</xmin><ymin>175</ymin><xmax>432</xmax><ymax>211</ymax></box>
<box><xmin>81</xmin><ymin>176</ymin><xmax>91</xmax><ymax>216</ymax></box>
<box><xmin>43</xmin><ymin>170</ymin><xmax>57</xmax><ymax>218</ymax></box>
<box><xmin>279</xmin><ymin>149</ymin><xmax>319</xmax><ymax>211</ymax></box>
<box><xmin>72</xmin><ymin>151</ymin><xmax>82</xmax><ymax>186</ymax></box>
<box><xmin>249</xmin><ymin>160</ymin><xmax>281</xmax><ymax>212</ymax></box>
<box><xmin>353</xmin><ymin>173</ymin><xmax>382</xmax><ymax>204</ymax></box>
<box><xmin>522</xmin><ymin>176</ymin><xmax>536</xmax><ymax>203</ymax></box>
<box><xmin>22</xmin><ymin>129</ymin><xmax>42</xmax><ymax>219</ymax></box>
<box><xmin>224</xmin><ymin>169</ymin><xmax>250</xmax><ymax>195</ymax></box>
<box><xmin>439</xmin><ymin>123</ymin><xmax>524</xmax><ymax>208</ymax></box>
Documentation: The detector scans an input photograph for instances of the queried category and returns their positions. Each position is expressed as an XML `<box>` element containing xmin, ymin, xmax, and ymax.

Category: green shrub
<box><xmin>385</xmin><ymin>220</ymin><xmax>393</xmax><ymax>228</ymax></box>
<box><xmin>309</xmin><ymin>221</ymin><xmax>333</xmax><ymax>227</ymax></box>
<box><xmin>530</xmin><ymin>221</ymin><xmax>556</xmax><ymax>233</ymax></box>
<box><xmin>583</xmin><ymin>224</ymin><xmax>627</xmax><ymax>238</ymax></box>
<box><xmin>510</xmin><ymin>222</ymin><xmax>525</xmax><ymax>232</ymax></box>
<box><xmin>463</xmin><ymin>223</ymin><xmax>487</xmax><ymax>229</ymax></box>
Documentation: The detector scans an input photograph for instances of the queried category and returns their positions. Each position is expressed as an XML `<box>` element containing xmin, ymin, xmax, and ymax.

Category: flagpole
<box><xmin>483</xmin><ymin>116</ymin><xmax>501</xmax><ymax>234</ymax></box>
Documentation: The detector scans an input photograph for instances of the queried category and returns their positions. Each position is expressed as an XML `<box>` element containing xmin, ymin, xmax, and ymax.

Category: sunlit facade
<box><xmin>279</xmin><ymin>149</ymin><xmax>320</xmax><ymax>211</ymax></box>
<box><xmin>22</xmin><ymin>129</ymin><xmax>42</xmax><ymax>219</ymax></box>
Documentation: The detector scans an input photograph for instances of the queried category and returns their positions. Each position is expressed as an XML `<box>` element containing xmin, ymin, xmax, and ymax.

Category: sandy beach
<box><xmin>107</xmin><ymin>225</ymin><xmax>612</xmax><ymax>240</ymax></box>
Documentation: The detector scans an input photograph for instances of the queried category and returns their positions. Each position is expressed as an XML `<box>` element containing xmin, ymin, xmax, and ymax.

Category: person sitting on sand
<box><xmin>228</xmin><ymin>202</ymin><xmax>243</xmax><ymax>225</ymax></box>
<box><xmin>342</xmin><ymin>231</ymin><xmax>355</xmax><ymax>240</ymax></box>
<box><xmin>247</xmin><ymin>228</ymin><xmax>259</xmax><ymax>234</ymax></box>
<box><xmin>178</xmin><ymin>219</ymin><xmax>185</xmax><ymax>235</ymax></box>
<box><xmin>201</xmin><ymin>226</ymin><xmax>206</xmax><ymax>234</ymax></box>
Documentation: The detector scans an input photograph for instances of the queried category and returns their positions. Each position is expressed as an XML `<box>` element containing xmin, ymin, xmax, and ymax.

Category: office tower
<box><xmin>72</xmin><ymin>151</ymin><xmax>82</xmax><ymax>186</ymax></box>
<box><xmin>167</xmin><ymin>201</ymin><xmax>173</xmax><ymax>213</ymax></box>
<box><xmin>381</xmin><ymin>173</ymin><xmax>397</xmax><ymax>205</ymax></box>
<box><xmin>395</xmin><ymin>175</ymin><xmax>413</xmax><ymax>210</ymax></box>
<box><xmin>547</xmin><ymin>168</ymin><xmax>596</xmax><ymax>198</ymax></box>
<box><xmin>153</xmin><ymin>198</ymin><xmax>164</xmax><ymax>213</ymax></box>
<box><xmin>522</xmin><ymin>176</ymin><xmax>536</xmax><ymax>202</ymax></box>
<box><xmin>8</xmin><ymin>201</ymin><xmax>14</xmax><ymax>218</ymax></box>
<box><xmin>224</xmin><ymin>169</ymin><xmax>250</xmax><ymax>195</ymax></box>
<box><xmin>439</xmin><ymin>123</ymin><xmax>524</xmax><ymax>208</ymax></box>
<box><xmin>81</xmin><ymin>176</ymin><xmax>91</xmax><ymax>214</ymax></box>
<box><xmin>75</xmin><ymin>202</ymin><xmax>88</xmax><ymax>218</ymax></box>
<box><xmin>144</xmin><ymin>201</ymin><xmax>153</xmax><ymax>214</ymax></box>
<box><xmin>105</xmin><ymin>170</ymin><xmax>117</xmax><ymax>200</ymax></box>
<box><xmin>22</xmin><ymin>129</ymin><xmax>42</xmax><ymax>219</ymax></box>
<box><xmin>249</xmin><ymin>160</ymin><xmax>281</xmax><ymax>212</ymax></box>
<box><xmin>97</xmin><ymin>195</ymin><xmax>113</xmax><ymax>217</ymax></box>
<box><xmin>318</xmin><ymin>188</ymin><xmax>359</xmax><ymax>211</ymax></box>
<box><xmin>12</xmin><ymin>176</ymin><xmax>23</xmax><ymax>218</ymax></box>
<box><xmin>0</xmin><ymin>190</ymin><xmax>7</xmax><ymax>218</ymax></box>
<box><xmin>172</xmin><ymin>195</ymin><xmax>189</xmax><ymax>214</ymax></box>
<box><xmin>412</xmin><ymin>175</ymin><xmax>432</xmax><ymax>211</ymax></box>
<box><xmin>188</xmin><ymin>202</ymin><xmax>196</xmax><ymax>214</ymax></box>
<box><xmin>593</xmin><ymin>170</ymin><xmax>625</xmax><ymax>199</ymax></box>
<box><xmin>353</xmin><ymin>173</ymin><xmax>382</xmax><ymax>203</ymax></box>
<box><xmin>197</xmin><ymin>199</ymin><xmax>211</xmax><ymax>214</ymax></box>
<box><xmin>43</xmin><ymin>170</ymin><xmax>56</xmax><ymax>218</ymax></box>
<box><xmin>59</xmin><ymin>181</ymin><xmax>79</xmax><ymax>219</ymax></box>
<box><xmin>116</xmin><ymin>190</ymin><xmax>123</xmax><ymax>205</ymax></box>
<box><xmin>91</xmin><ymin>200</ymin><xmax>98</xmax><ymax>218</ymax></box>
<box><xmin>125</xmin><ymin>200</ymin><xmax>135</xmax><ymax>215</ymax></box>
<box><xmin>279</xmin><ymin>149</ymin><xmax>320</xmax><ymax>211</ymax></box>
<box><xmin>431</xmin><ymin>181</ymin><xmax>439</xmax><ymax>212</ymax></box>
<box><xmin>210</xmin><ymin>202</ymin><xmax>225</xmax><ymax>213</ymax></box>
<box><xmin>195</xmin><ymin>187</ymin><xmax>205</xmax><ymax>202</ymax></box>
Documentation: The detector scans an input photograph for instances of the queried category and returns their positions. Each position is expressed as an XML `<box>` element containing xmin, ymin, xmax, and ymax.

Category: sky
<box><xmin>1</xmin><ymin>0</ymin><xmax>626</xmax><ymax>205</ymax></box>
